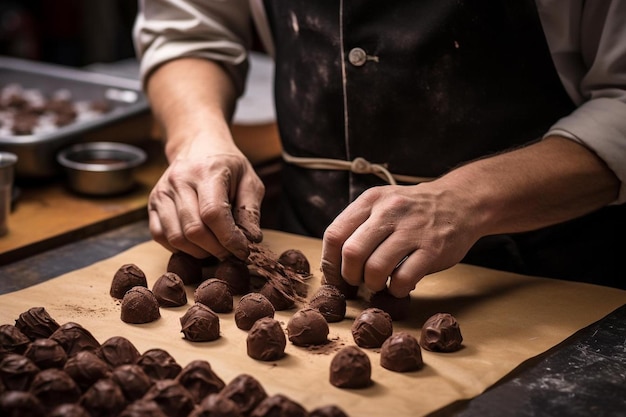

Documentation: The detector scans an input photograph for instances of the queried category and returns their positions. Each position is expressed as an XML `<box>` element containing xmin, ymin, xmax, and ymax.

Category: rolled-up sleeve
<box><xmin>539</xmin><ymin>0</ymin><xmax>626</xmax><ymax>203</ymax></box>
<box><xmin>133</xmin><ymin>0</ymin><xmax>252</xmax><ymax>96</ymax></box>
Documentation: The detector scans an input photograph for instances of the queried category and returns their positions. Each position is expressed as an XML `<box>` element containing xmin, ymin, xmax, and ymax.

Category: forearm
<box><xmin>146</xmin><ymin>58</ymin><xmax>241</xmax><ymax>161</ymax></box>
<box><xmin>435</xmin><ymin>136</ymin><xmax>621</xmax><ymax>237</ymax></box>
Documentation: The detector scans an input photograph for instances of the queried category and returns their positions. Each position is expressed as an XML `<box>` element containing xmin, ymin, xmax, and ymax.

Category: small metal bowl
<box><xmin>57</xmin><ymin>142</ymin><xmax>147</xmax><ymax>196</ymax></box>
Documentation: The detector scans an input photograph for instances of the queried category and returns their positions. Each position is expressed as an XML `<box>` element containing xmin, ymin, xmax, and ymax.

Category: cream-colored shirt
<box><xmin>133</xmin><ymin>0</ymin><xmax>626</xmax><ymax>203</ymax></box>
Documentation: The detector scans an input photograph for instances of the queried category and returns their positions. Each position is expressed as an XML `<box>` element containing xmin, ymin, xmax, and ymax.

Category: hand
<box><xmin>321</xmin><ymin>182</ymin><xmax>481</xmax><ymax>298</ymax></box>
<box><xmin>148</xmin><ymin>146</ymin><xmax>264</xmax><ymax>261</ymax></box>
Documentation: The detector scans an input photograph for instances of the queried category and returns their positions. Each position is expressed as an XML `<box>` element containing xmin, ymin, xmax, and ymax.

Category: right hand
<box><xmin>148</xmin><ymin>142</ymin><xmax>264</xmax><ymax>261</ymax></box>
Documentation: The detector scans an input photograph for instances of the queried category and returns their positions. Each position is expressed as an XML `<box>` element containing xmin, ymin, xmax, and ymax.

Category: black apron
<box><xmin>263</xmin><ymin>0</ymin><xmax>625</xmax><ymax>288</ymax></box>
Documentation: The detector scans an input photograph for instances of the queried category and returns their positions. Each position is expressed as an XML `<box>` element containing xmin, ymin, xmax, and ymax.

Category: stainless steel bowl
<box><xmin>56</xmin><ymin>142</ymin><xmax>147</xmax><ymax>196</ymax></box>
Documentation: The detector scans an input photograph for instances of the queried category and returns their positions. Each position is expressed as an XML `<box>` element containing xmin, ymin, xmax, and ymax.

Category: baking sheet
<box><xmin>1</xmin><ymin>230</ymin><xmax>625</xmax><ymax>416</ymax></box>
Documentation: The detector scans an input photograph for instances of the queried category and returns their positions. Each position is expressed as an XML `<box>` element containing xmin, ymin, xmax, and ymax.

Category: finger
<box><xmin>148</xmin><ymin>206</ymin><xmax>176</xmax><ymax>253</ymax></box>
<box><xmin>360</xmin><ymin>235</ymin><xmax>413</xmax><ymax>293</ymax></box>
<box><xmin>340</xmin><ymin>220</ymin><xmax>394</xmax><ymax>287</ymax></box>
<box><xmin>387</xmin><ymin>250</ymin><xmax>433</xmax><ymax>298</ymax></box>
<box><xmin>233</xmin><ymin>179</ymin><xmax>264</xmax><ymax>243</ymax></box>
<box><xmin>321</xmin><ymin>200</ymin><xmax>373</xmax><ymax>287</ymax></box>
<box><xmin>196</xmin><ymin>173</ymin><xmax>250</xmax><ymax>260</ymax></box>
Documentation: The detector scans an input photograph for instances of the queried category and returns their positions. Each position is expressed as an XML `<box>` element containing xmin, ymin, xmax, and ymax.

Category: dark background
<box><xmin>0</xmin><ymin>0</ymin><xmax>138</xmax><ymax>67</ymax></box>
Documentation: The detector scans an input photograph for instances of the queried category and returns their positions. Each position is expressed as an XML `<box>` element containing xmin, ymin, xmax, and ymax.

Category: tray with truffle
<box><xmin>0</xmin><ymin>56</ymin><xmax>149</xmax><ymax>178</ymax></box>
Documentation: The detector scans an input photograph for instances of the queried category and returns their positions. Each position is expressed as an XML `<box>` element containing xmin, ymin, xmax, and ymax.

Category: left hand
<box><xmin>321</xmin><ymin>182</ymin><xmax>481</xmax><ymax>298</ymax></box>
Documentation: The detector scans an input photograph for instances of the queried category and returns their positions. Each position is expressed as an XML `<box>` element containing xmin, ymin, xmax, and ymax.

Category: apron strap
<box><xmin>281</xmin><ymin>150</ymin><xmax>436</xmax><ymax>185</ymax></box>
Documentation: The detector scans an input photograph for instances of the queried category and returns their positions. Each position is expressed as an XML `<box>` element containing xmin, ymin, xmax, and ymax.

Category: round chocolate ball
<box><xmin>175</xmin><ymin>359</ymin><xmax>225</xmax><ymax>404</ymax></box>
<box><xmin>308</xmin><ymin>285</ymin><xmax>346</xmax><ymax>323</ymax></box>
<box><xmin>119</xmin><ymin>399</ymin><xmax>167</xmax><ymax>417</ymax></box>
<box><xmin>220</xmin><ymin>374</ymin><xmax>267</xmax><ymax>415</ymax></box>
<box><xmin>120</xmin><ymin>287</ymin><xmax>161</xmax><ymax>324</ymax></box>
<box><xmin>258</xmin><ymin>277</ymin><xmax>295</xmax><ymax>311</ymax></box>
<box><xmin>0</xmin><ymin>390</ymin><xmax>45</xmax><ymax>416</ymax></box>
<box><xmin>14</xmin><ymin>307</ymin><xmax>60</xmax><ymax>340</ymax></box>
<box><xmin>24</xmin><ymin>338</ymin><xmax>67</xmax><ymax>370</ymax></box>
<box><xmin>143</xmin><ymin>379</ymin><xmax>195</xmax><ymax>417</ymax></box>
<box><xmin>49</xmin><ymin>322</ymin><xmax>101</xmax><ymax>357</ymax></box>
<box><xmin>97</xmin><ymin>336</ymin><xmax>141</xmax><ymax>368</ymax></box>
<box><xmin>351</xmin><ymin>308</ymin><xmax>393</xmax><ymax>348</ymax></box>
<box><xmin>152</xmin><ymin>272</ymin><xmax>188</xmax><ymax>307</ymax></box>
<box><xmin>194</xmin><ymin>278</ymin><xmax>233</xmax><ymax>313</ymax></box>
<box><xmin>167</xmin><ymin>252</ymin><xmax>203</xmax><ymax>285</ymax></box>
<box><xmin>250</xmin><ymin>394</ymin><xmax>307</xmax><ymax>417</ymax></box>
<box><xmin>234</xmin><ymin>293</ymin><xmax>275</xmax><ymax>330</ymax></box>
<box><xmin>63</xmin><ymin>351</ymin><xmax>111</xmax><ymax>392</ymax></box>
<box><xmin>287</xmin><ymin>308</ymin><xmax>329</xmax><ymax>347</ymax></box>
<box><xmin>278</xmin><ymin>249</ymin><xmax>310</xmax><ymax>275</ymax></box>
<box><xmin>111</xmin><ymin>264</ymin><xmax>148</xmax><ymax>299</ymax></box>
<box><xmin>48</xmin><ymin>403</ymin><xmax>91</xmax><ymax>417</ymax></box>
<box><xmin>215</xmin><ymin>259</ymin><xmax>251</xmax><ymax>295</ymax></box>
<box><xmin>0</xmin><ymin>353</ymin><xmax>40</xmax><ymax>391</ymax></box>
<box><xmin>309</xmin><ymin>404</ymin><xmax>350</xmax><ymax>417</ymax></box>
<box><xmin>380</xmin><ymin>332</ymin><xmax>423</xmax><ymax>372</ymax></box>
<box><xmin>111</xmin><ymin>364</ymin><xmax>153</xmax><ymax>402</ymax></box>
<box><xmin>29</xmin><ymin>368</ymin><xmax>81</xmax><ymax>410</ymax></box>
<box><xmin>193</xmin><ymin>393</ymin><xmax>243</xmax><ymax>417</ymax></box>
<box><xmin>329</xmin><ymin>346</ymin><xmax>372</xmax><ymax>389</ymax></box>
<box><xmin>0</xmin><ymin>325</ymin><xmax>30</xmax><ymax>354</ymax></box>
<box><xmin>419</xmin><ymin>312</ymin><xmax>463</xmax><ymax>352</ymax></box>
<box><xmin>180</xmin><ymin>303</ymin><xmax>221</xmax><ymax>342</ymax></box>
<box><xmin>246</xmin><ymin>318</ymin><xmax>286</xmax><ymax>361</ymax></box>
<box><xmin>137</xmin><ymin>348</ymin><xmax>182</xmax><ymax>381</ymax></box>
<box><xmin>369</xmin><ymin>288</ymin><xmax>411</xmax><ymax>321</ymax></box>
<box><xmin>79</xmin><ymin>378</ymin><xmax>126</xmax><ymax>417</ymax></box>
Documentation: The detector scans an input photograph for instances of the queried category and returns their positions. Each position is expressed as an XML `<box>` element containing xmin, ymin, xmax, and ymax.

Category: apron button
<box><xmin>348</xmin><ymin>48</ymin><xmax>367</xmax><ymax>66</ymax></box>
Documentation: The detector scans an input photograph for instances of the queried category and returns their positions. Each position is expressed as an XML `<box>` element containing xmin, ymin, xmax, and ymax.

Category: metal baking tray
<box><xmin>0</xmin><ymin>56</ymin><xmax>149</xmax><ymax>178</ymax></box>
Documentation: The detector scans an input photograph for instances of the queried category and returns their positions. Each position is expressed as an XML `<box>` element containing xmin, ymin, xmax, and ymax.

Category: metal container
<box><xmin>0</xmin><ymin>56</ymin><xmax>149</xmax><ymax>178</ymax></box>
<box><xmin>56</xmin><ymin>142</ymin><xmax>146</xmax><ymax>196</ymax></box>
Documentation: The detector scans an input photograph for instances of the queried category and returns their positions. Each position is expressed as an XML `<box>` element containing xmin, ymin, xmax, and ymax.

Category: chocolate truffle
<box><xmin>194</xmin><ymin>278</ymin><xmax>233</xmax><ymax>313</ymax></box>
<box><xmin>234</xmin><ymin>293</ymin><xmax>275</xmax><ymax>330</ymax></box>
<box><xmin>250</xmin><ymin>394</ymin><xmax>307</xmax><ymax>417</ymax></box>
<box><xmin>258</xmin><ymin>277</ymin><xmax>295</xmax><ymax>311</ymax></box>
<box><xmin>180</xmin><ymin>303</ymin><xmax>221</xmax><ymax>342</ymax></box>
<box><xmin>201</xmin><ymin>256</ymin><xmax>221</xmax><ymax>281</ymax></box>
<box><xmin>48</xmin><ymin>403</ymin><xmax>91</xmax><ymax>417</ymax></box>
<box><xmin>419</xmin><ymin>312</ymin><xmax>463</xmax><ymax>352</ymax></box>
<box><xmin>287</xmin><ymin>308</ymin><xmax>329</xmax><ymax>346</ymax></box>
<box><xmin>246</xmin><ymin>318</ymin><xmax>286</xmax><ymax>361</ymax></box>
<box><xmin>111</xmin><ymin>364</ymin><xmax>152</xmax><ymax>402</ymax></box>
<box><xmin>63</xmin><ymin>351</ymin><xmax>111</xmax><ymax>392</ymax></box>
<box><xmin>29</xmin><ymin>368</ymin><xmax>81</xmax><ymax>410</ymax></box>
<box><xmin>0</xmin><ymin>390</ymin><xmax>45</xmax><ymax>416</ymax></box>
<box><xmin>321</xmin><ymin>275</ymin><xmax>359</xmax><ymax>300</ymax></box>
<box><xmin>136</xmin><ymin>348</ymin><xmax>182</xmax><ymax>381</ymax></box>
<box><xmin>0</xmin><ymin>325</ymin><xmax>30</xmax><ymax>355</ymax></box>
<box><xmin>14</xmin><ymin>307</ymin><xmax>60</xmax><ymax>339</ymax></box>
<box><xmin>278</xmin><ymin>249</ymin><xmax>311</xmax><ymax>276</ymax></box>
<box><xmin>308</xmin><ymin>285</ymin><xmax>346</xmax><ymax>323</ymax></box>
<box><xmin>121</xmin><ymin>287</ymin><xmax>161</xmax><ymax>324</ymax></box>
<box><xmin>111</xmin><ymin>264</ymin><xmax>148</xmax><ymax>299</ymax></box>
<box><xmin>310</xmin><ymin>405</ymin><xmax>350</xmax><ymax>417</ymax></box>
<box><xmin>329</xmin><ymin>346</ymin><xmax>372</xmax><ymax>389</ymax></box>
<box><xmin>192</xmin><ymin>393</ymin><xmax>243</xmax><ymax>417</ymax></box>
<box><xmin>24</xmin><ymin>338</ymin><xmax>67</xmax><ymax>369</ymax></box>
<box><xmin>120</xmin><ymin>399</ymin><xmax>168</xmax><ymax>417</ymax></box>
<box><xmin>49</xmin><ymin>322</ymin><xmax>101</xmax><ymax>356</ymax></box>
<box><xmin>351</xmin><ymin>308</ymin><xmax>393</xmax><ymax>348</ymax></box>
<box><xmin>79</xmin><ymin>378</ymin><xmax>126</xmax><ymax>417</ymax></box>
<box><xmin>380</xmin><ymin>332</ymin><xmax>423</xmax><ymax>372</ymax></box>
<box><xmin>215</xmin><ymin>259</ymin><xmax>250</xmax><ymax>295</ymax></box>
<box><xmin>167</xmin><ymin>252</ymin><xmax>203</xmax><ymax>285</ymax></box>
<box><xmin>119</xmin><ymin>399</ymin><xmax>167</xmax><ymax>417</ymax></box>
<box><xmin>175</xmin><ymin>359</ymin><xmax>225</xmax><ymax>404</ymax></box>
<box><xmin>97</xmin><ymin>336</ymin><xmax>141</xmax><ymax>368</ymax></box>
<box><xmin>220</xmin><ymin>374</ymin><xmax>267</xmax><ymax>415</ymax></box>
<box><xmin>152</xmin><ymin>272</ymin><xmax>188</xmax><ymax>307</ymax></box>
<box><xmin>143</xmin><ymin>379</ymin><xmax>195</xmax><ymax>417</ymax></box>
<box><xmin>0</xmin><ymin>354</ymin><xmax>40</xmax><ymax>391</ymax></box>
<box><xmin>369</xmin><ymin>288</ymin><xmax>411</xmax><ymax>321</ymax></box>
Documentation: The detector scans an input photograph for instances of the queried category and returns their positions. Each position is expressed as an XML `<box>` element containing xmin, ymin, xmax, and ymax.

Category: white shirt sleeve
<box><xmin>537</xmin><ymin>0</ymin><xmax>626</xmax><ymax>203</ymax></box>
<box><xmin>132</xmin><ymin>0</ymin><xmax>252</xmax><ymax>96</ymax></box>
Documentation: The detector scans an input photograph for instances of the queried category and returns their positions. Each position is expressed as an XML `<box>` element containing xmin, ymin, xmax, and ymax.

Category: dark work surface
<box><xmin>433</xmin><ymin>304</ymin><xmax>626</xmax><ymax>417</ymax></box>
<box><xmin>0</xmin><ymin>220</ymin><xmax>151</xmax><ymax>295</ymax></box>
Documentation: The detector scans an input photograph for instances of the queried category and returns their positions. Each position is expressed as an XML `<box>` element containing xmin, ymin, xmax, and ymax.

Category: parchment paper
<box><xmin>1</xmin><ymin>230</ymin><xmax>625</xmax><ymax>416</ymax></box>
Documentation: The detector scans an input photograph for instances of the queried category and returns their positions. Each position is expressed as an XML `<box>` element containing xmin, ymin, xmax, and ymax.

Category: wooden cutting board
<box><xmin>1</xmin><ymin>230</ymin><xmax>625</xmax><ymax>416</ymax></box>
